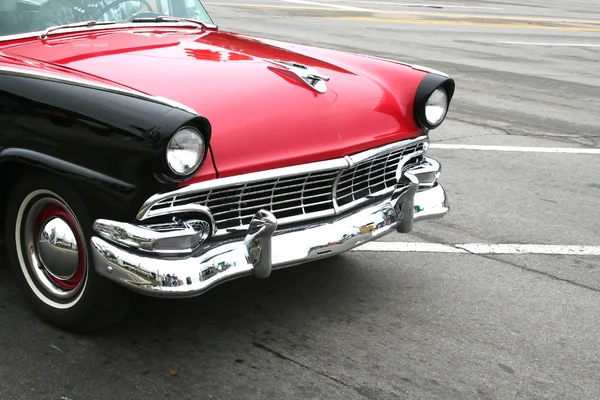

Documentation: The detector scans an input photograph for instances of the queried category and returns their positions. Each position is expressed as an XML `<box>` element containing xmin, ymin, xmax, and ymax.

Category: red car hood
<box><xmin>2</xmin><ymin>28</ymin><xmax>427</xmax><ymax>179</ymax></box>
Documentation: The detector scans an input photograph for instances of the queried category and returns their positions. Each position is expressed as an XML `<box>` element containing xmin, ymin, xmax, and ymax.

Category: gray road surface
<box><xmin>1</xmin><ymin>1</ymin><xmax>599</xmax><ymax>399</ymax></box>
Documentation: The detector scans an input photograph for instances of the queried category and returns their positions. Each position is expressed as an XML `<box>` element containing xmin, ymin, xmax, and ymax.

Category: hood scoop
<box><xmin>267</xmin><ymin>59</ymin><xmax>330</xmax><ymax>94</ymax></box>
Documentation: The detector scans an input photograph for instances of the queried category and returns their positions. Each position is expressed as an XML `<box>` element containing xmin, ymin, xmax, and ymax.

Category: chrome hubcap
<box><xmin>21</xmin><ymin>195</ymin><xmax>87</xmax><ymax>299</ymax></box>
<box><xmin>37</xmin><ymin>217</ymin><xmax>79</xmax><ymax>280</ymax></box>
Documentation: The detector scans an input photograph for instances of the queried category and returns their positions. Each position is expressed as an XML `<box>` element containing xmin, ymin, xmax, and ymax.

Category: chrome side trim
<box><xmin>137</xmin><ymin>135</ymin><xmax>429</xmax><ymax>222</ymax></box>
<box><xmin>0</xmin><ymin>65</ymin><xmax>198</xmax><ymax>115</ymax></box>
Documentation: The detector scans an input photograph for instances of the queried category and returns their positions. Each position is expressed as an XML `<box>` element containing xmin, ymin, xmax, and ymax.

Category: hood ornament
<box><xmin>267</xmin><ymin>60</ymin><xmax>330</xmax><ymax>94</ymax></box>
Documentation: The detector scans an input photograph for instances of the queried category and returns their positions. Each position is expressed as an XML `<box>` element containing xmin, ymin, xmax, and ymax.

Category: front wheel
<box><xmin>5</xmin><ymin>173</ymin><xmax>136</xmax><ymax>332</ymax></box>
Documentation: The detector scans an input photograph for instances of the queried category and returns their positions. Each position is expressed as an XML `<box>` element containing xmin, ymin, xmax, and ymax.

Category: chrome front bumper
<box><xmin>90</xmin><ymin>157</ymin><xmax>448</xmax><ymax>298</ymax></box>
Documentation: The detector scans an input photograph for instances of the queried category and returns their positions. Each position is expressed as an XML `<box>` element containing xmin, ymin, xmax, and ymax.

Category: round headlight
<box><xmin>166</xmin><ymin>127</ymin><xmax>205</xmax><ymax>176</ymax></box>
<box><xmin>424</xmin><ymin>88</ymin><xmax>449</xmax><ymax>126</ymax></box>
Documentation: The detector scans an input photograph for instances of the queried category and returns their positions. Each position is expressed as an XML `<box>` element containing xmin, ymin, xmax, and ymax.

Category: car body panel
<box><xmin>1</xmin><ymin>27</ymin><xmax>429</xmax><ymax>182</ymax></box>
<box><xmin>0</xmin><ymin>2</ymin><xmax>455</xmax><ymax>330</ymax></box>
<box><xmin>0</xmin><ymin>53</ymin><xmax>213</xmax><ymax>221</ymax></box>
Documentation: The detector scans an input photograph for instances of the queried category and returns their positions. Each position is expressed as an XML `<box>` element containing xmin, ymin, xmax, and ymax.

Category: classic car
<box><xmin>0</xmin><ymin>0</ymin><xmax>454</xmax><ymax>332</ymax></box>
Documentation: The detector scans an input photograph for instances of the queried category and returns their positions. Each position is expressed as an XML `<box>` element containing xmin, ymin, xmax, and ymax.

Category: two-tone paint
<box><xmin>0</xmin><ymin>53</ymin><xmax>212</xmax><ymax>229</ymax></box>
<box><xmin>0</xmin><ymin>2</ymin><xmax>457</xmax><ymax>333</ymax></box>
<box><xmin>0</xmin><ymin>24</ymin><xmax>450</xmax><ymax>184</ymax></box>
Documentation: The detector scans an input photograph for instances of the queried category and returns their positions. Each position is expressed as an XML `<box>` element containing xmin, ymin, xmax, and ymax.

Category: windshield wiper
<box><xmin>130</xmin><ymin>16</ymin><xmax>206</xmax><ymax>29</ymax></box>
<box><xmin>38</xmin><ymin>16</ymin><xmax>205</xmax><ymax>40</ymax></box>
<box><xmin>39</xmin><ymin>20</ymin><xmax>117</xmax><ymax>40</ymax></box>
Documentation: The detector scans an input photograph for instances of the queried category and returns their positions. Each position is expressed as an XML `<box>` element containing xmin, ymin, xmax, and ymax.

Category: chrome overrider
<box><xmin>90</xmin><ymin>141</ymin><xmax>449</xmax><ymax>298</ymax></box>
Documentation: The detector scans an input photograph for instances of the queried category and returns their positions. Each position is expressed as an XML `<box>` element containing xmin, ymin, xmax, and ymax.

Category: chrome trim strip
<box><xmin>137</xmin><ymin>135</ymin><xmax>429</xmax><ymax>222</ymax></box>
<box><xmin>0</xmin><ymin>65</ymin><xmax>198</xmax><ymax>114</ymax></box>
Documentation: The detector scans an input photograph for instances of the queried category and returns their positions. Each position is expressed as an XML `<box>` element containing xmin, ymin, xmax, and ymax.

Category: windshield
<box><xmin>0</xmin><ymin>0</ymin><xmax>214</xmax><ymax>37</ymax></box>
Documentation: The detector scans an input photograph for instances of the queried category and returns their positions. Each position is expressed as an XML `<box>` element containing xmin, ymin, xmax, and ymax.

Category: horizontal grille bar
<box><xmin>147</xmin><ymin>140</ymin><xmax>425</xmax><ymax>232</ymax></box>
<box><xmin>335</xmin><ymin>143</ymin><xmax>422</xmax><ymax>207</ymax></box>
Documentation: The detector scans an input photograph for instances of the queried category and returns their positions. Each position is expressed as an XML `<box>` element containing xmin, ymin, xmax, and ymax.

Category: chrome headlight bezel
<box><xmin>166</xmin><ymin>126</ymin><xmax>206</xmax><ymax>177</ymax></box>
<box><xmin>413</xmin><ymin>73</ymin><xmax>455</xmax><ymax>131</ymax></box>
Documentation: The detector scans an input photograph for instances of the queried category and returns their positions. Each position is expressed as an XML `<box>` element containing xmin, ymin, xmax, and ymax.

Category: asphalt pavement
<box><xmin>1</xmin><ymin>1</ymin><xmax>600</xmax><ymax>399</ymax></box>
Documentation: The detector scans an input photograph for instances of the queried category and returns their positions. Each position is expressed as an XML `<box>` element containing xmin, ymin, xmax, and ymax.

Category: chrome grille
<box><xmin>336</xmin><ymin>142</ymin><xmax>424</xmax><ymax>207</ymax></box>
<box><xmin>150</xmin><ymin>170</ymin><xmax>339</xmax><ymax>230</ymax></box>
<box><xmin>145</xmin><ymin>139</ymin><xmax>426</xmax><ymax>233</ymax></box>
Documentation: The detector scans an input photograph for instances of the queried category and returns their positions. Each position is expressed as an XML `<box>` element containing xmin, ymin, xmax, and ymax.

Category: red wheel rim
<box><xmin>34</xmin><ymin>202</ymin><xmax>85</xmax><ymax>291</ymax></box>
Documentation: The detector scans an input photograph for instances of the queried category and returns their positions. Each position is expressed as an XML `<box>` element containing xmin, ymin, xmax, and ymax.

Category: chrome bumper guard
<box><xmin>90</xmin><ymin>156</ymin><xmax>449</xmax><ymax>298</ymax></box>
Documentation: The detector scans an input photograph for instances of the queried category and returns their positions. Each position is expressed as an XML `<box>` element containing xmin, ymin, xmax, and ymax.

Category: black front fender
<box><xmin>0</xmin><ymin>66</ymin><xmax>211</xmax><ymax>222</ymax></box>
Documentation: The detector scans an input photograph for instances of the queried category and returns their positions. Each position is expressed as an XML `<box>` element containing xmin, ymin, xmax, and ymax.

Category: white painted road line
<box><xmin>281</xmin><ymin>0</ymin><xmax>373</xmax><ymax>11</ymax></box>
<box><xmin>317</xmin><ymin>1</ymin><xmax>503</xmax><ymax>10</ymax></box>
<box><xmin>353</xmin><ymin>242</ymin><xmax>600</xmax><ymax>256</ymax></box>
<box><xmin>498</xmin><ymin>41</ymin><xmax>600</xmax><ymax>47</ymax></box>
<box><xmin>353</xmin><ymin>242</ymin><xmax>465</xmax><ymax>253</ymax></box>
<box><xmin>429</xmin><ymin>144</ymin><xmax>600</xmax><ymax>154</ymax></box>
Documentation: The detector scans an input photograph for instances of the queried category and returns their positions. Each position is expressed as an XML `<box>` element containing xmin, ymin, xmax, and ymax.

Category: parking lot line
<box><xmin>498</xmin><ymin>41</ymin><xmax>600</xmax><ymax>47</ymax></box>
<box><xmin>354</xmin><ymin>242</ymin><xmax>600</xmax><ymax>255</ymax></box>
<box><xmin>429</xmin><ymin>144</ymin><xmax>600</xmax><ymax>154</ymax></box>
